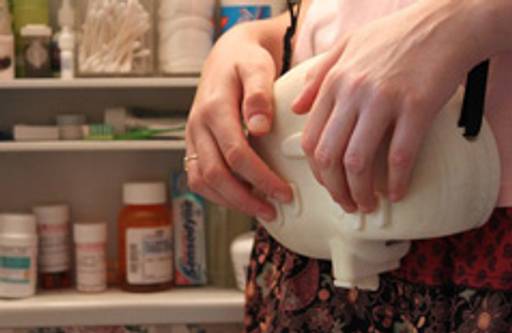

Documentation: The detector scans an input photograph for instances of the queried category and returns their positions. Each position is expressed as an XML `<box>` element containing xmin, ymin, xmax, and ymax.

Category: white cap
<box><xmin>58</xmin><ymin>0</ymin><xmax>75</xmax><ymax>28</ymax></box>
<box><xmin>33</xmin><ymin>204</ymin><xmax>70</xmax><ymax>224</ymax></box>
<box><xmin>0</xmin><ymin>214</ymin><xmax>37</xmax><ymax>235</ymax></box>
<box><xmin>123</xmin><ymin>182</ymin><xmax>167</xmax><ymax>205</ymax></box>
<box><xmin>21</xmin><ymin>24</ymin><xmax>52</xmax><ymax>37</ymax></box>
<box><xmin>73</xmin><ymin>223</ymin><xmax>107</xmax><ymax>243</ymax></box>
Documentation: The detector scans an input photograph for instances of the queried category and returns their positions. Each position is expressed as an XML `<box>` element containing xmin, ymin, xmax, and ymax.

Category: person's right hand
<box><xmin>185</xmin><ymin>24</ymin><xmax>293</xmax><ymax>221</ymax></box>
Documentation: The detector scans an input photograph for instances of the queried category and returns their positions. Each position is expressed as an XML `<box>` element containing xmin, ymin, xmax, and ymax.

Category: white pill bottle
<box><xmin>220</xmin><ymin>0</ymin><xmax>287</xmax><ymax>33</ymax></box>
<box><xmin>0</xmin><ymin>214</ymin><xmax>38</xmax><ymax>299</ymax></box>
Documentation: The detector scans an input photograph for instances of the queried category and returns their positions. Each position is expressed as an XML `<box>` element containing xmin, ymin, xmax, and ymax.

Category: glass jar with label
<box><xmin>118</xmin><ymin>182</ymin><xmax>173</xmax><ymax>292</ymax></box>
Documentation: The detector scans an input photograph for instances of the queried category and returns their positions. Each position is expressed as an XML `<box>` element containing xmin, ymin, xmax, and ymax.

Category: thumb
<box><xmin>292</xmin><ymin>43</ymin><xmax>346</xmax><ymax>115</ymax></box>
<box><xmin>237</xmin><ymin>58</ymin><xmax>276</xmax><ymax>137</ymax></box>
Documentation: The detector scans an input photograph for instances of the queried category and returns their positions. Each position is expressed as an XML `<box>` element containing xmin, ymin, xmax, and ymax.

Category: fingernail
<box><xmin>248</xmin><ymin>115</ymin><xmax>270</xmax><ymax>133</ymax></box>
<box><xmin>389</xmin><ymin>192</ymin><xmax>401</xmax><ymax>202</ymax></box>
<box><xmin>274</xmin><ymin>191</ymin><xmax>292</xmax><ymax>203</ymax></box>
<box><xmin>259</xmin><ymin>211</ymin><xmax>275</xmax><ymax>222</ymax></box>
<box><xmin>359</xmin><ymin>205</ymin><xmax>375</xmax><ymax>214</ymax></box>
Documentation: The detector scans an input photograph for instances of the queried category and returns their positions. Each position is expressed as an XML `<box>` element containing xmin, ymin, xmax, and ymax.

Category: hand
<box><xmin>292</xmin><ymin>0</ymin><xmax>485</xmax><ymax>213</ymax></box>
<box><xmin>185</xmin><ymin>25</ymin><xmax>293</xmax><ymax>221</ymax></box>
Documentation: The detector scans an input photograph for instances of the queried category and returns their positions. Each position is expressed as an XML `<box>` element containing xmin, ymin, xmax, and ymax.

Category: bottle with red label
<box><xmin>118</xmin><ymin>182</ymin><xmax>173</xmax><ymax>292</ymax></box>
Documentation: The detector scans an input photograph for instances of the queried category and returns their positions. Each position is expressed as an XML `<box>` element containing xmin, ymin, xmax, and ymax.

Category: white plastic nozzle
<box><xmin>58</xmin><ymin>0</ymin><xmax>75</xmax><ymax>29</ymax></box>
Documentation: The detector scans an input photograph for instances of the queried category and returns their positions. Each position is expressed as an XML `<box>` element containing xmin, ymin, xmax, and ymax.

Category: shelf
<box><xmin>0</xmin><ymin>77</ymin><xmax>199</xmax><ymax>90</ymax></box>
<box><xmin>0</xmin><ymin>287</ymin><xmax>245</xmax><ymax>328</ymax></box>
<box><xmin>0</xmin><ymin>140</ymin><xmax>186</xmax><ymax>152</ymax></box>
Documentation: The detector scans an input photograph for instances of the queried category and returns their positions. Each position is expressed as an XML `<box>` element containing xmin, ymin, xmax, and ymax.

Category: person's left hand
<box><xmin>291</xmin><ymin>0</ymin><xmax>487</xmax><ymax>213</ymax></box>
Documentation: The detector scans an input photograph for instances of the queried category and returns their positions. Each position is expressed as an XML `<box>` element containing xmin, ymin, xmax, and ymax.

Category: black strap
<box><xmin>281</xmin><ymin>0</ymin><xmax>302</xmax><ymax>75</ymax></box>
<box><xmin>459</xmin><ymin>60</ymin><xmax>490</xmax><ymax>139</ymax></box>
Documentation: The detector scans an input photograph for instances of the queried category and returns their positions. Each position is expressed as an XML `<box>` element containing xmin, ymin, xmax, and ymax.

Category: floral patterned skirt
<box><xmin>244</xmin><ymin>226</ymin><xmax>512</xmax><ymax>333</ymax></box>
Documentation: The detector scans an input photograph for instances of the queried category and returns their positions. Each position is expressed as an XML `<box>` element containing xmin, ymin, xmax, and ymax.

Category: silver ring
<box><xmin>184</xmin><ymin>154</ymin><xmax>198</xmax><ymax>172</ymax></box>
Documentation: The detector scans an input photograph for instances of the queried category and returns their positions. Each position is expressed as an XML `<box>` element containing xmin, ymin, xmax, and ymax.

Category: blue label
<box><xmin>220</xmin><ymin>5</ymin><xmax>272</xmax><ymax>33</ymax></box>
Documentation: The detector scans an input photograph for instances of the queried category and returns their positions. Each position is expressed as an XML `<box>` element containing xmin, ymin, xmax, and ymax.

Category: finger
<box><xmin>185</xmin><ymin>153</ymin><xmax>232</xmax><ymax>208</ymax></box>
<box><xmin>344</xmin><ymin>104</ymin><xmax>393</xmax><ymax>213</ymax></box>
<box><xmin>292</xmin><ymin>41</ymin><xmax>347</xmax><ymax>115</ymax></box>
<box><xmin>237</xmin><ymin>58</ymin><xmax>276</xmax><ymax>136</ymax></box>
<box><xmin>300</xmin><ymin>81</ymin><xmax>336</xmax><ymax>159</ymax></box>
<box><xmin>387</xmin><ymin>110</ymin><xmax>432</xmax><ymax>202</ymax></box>
<box><xmin>207</xmin><ymin>103</ymin><xmax>293</xmax><ymax>204</ymax></box>
<box><xmin>192</xmin><ymin>123</ymin><xmax>278</xmax><ymax>221</ymax></box>
<box><xmin>313</xmin><ymin>101</ymin><xmax>358</xmax><ymax>212</ymax></box>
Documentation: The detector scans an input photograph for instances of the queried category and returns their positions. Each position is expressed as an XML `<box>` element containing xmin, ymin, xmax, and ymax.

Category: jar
<box><xmin>118</xmin><ymin>182</ymin><xmax>173</xmax><ymax>292</ymax></box>
<box><xmin>33</xmin><ymin>204</ymin><xmax>71</xmax><ymax>289</ymax></box>
<box><xmin>158</xmin><ymin>0</ymin><xmax>214</xmax><ymax>75</ymax></box>
<box><xmin>0</xmin><ymin>214</ymin><xmax>38</xmax><ymax>299</ymax></box>
<box><xmin>76</xmin><ymin>0</ymin><xmax>155</xmax><ymax>77</ymax></box>
<box><xmin>73</xmin><ymin>222</ymin><xmax>107</xmax><ymax>293</ymax></box>
<box><xmin>0</xmin><ymin>34</ymin><xmax>14</xmax><ymax>80</ymax></box>
<box><xmin>20</xmin><ymin>24</ymin><xmax>52</xmax><ymax>78</ymax></box>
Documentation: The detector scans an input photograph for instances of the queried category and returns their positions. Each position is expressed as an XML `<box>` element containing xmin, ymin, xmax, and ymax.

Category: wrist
<box><xmin>462</xmin><ymin>0</ymin><xmax>512</xmax><ymax>56</ymax></box>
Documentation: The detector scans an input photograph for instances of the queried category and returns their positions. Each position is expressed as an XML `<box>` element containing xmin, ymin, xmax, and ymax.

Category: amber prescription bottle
<box><xmin>118</xmin><ymin>182</ymin><xmax>173</xmax><ymax>292</ymax></box>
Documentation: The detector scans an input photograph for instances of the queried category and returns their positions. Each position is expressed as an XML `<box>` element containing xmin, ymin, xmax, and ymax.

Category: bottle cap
<box><xmin>33</xmin><ymin>204</ymin><xmax>70</xmax><ymax>224</ymax></box>
<box><xmin>0</xmin><ymin>214</ymin><xmax>37</xmax><ymax>235</ymax></box>
<box><xmin>123</xmin><ymin>182</ymin><xmax>167</xmax><ymax>205</ymax></box>
<box><xmin>73</xmin><ymin>223</ymin><xmax>107</xmax><ymax>243</ymax></box>
<box><xmin>20</xmin><ymin>24</ymin><xmax>52</xmax><ymax>37</ymax></box>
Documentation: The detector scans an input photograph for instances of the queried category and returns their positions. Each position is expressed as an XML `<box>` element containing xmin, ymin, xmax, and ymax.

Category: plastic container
<box><xmin>230</xmin><ymin>231</ymin><xmax>254</xmax><ymax>291</ymax></box>
<box><xmin>159</xmin><ymin>16</ymin><xmax>214</xmax><ymax>75</ymax></box>
<box><xmin>33</xmin><ymin>204</ymin><xmax>71</xmax><ymax>289</ymax></box>
<box><xmin>20</xmin><ymin>24</ymin><xmax>52</xmax><ymax>78</ymax></box>
<box><xmin>118</xmin><ymin>182</ymin><xmax>173</xmax><ymax>292</ymax></box>
<box><xmin>76</xmin><ymin>0</ymin><xmax>155</xmax><ymax>77</ymax></box>
<box><xmin>158</xmin><ymin>0</ymin><xmax>214</xmax><ymax>75</ymax></box>
<box><xmin>0</xmin><ymin>214</ymin><xmax>38</xmax><ymax>299</ymax></box>
<box><xmin>74</xmin><ymin>222</ymin><xmax>107</xmax><ymax>293</ymax></box>
<box><xmin>0</xmin><ymin>0</ymin><xmax>14</xmax><ymax>80</ymax></box>
<box><xmin>0</xmin><ymin>35</ymin><xmax>14</xmax><ymax>80</ymax></box>
<box><xmin>57</xmin><ymin>114</ymin><xmax>86</xmax><ymax>140</ymax></box>
<box><xmin>220</xmin><ymin>0</ymin><xmax>287</xmax><ymax>33</ymax></box>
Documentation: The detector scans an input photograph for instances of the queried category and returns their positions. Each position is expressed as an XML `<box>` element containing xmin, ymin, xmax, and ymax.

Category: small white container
<box><xmin>0</xmin><ymin>35</ymin><xmax>14</xmax><ymax>80</ymax></box>
<box><xmin>0</xmin><ymin>214</ymin><xmax>38</xmax><ymax>299</ymax></box>
<box><xmin>230</xmin><ymin>231</ymin><xmax>255</xmax><ymax>291</ymax></box>
<box><xmin>73</xmin><ymin>222</ymin><xmax>107</xmax><ymax>293</ymax></box>
<box><xmin>159</xmin><ymin>16</ymin><xmax>214</xmax><ymax>75</ymax></box>
<box><xmin>57</xmin><ymin>114</ymin><xmax>86</xmax><ymax>140</ymax></box>
<box><xmin>33</xmin><ymin>204</ymin><xmax>71</xmax><ymax>274</ymax></box>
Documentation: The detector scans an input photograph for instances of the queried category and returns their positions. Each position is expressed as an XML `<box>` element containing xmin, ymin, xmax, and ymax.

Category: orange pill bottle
<box><xmin>118</xmin><ymin>182</ymin><xmax>173</xmax><ymax>292</ymax></box>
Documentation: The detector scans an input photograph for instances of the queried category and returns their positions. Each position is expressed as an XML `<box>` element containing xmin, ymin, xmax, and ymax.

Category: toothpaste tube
<box><xmin>171</xmin><ymin>171</ymin><xmax>208</xmax><ymax>286</ymax></box>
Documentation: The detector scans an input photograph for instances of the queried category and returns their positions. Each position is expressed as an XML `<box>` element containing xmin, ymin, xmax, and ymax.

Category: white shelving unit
<box><xmin>0</xmin><ymin>140</ymin><xmax>186</xmax><ymax>152</ymax></box>
<box><xmin>0</xmin><ymin>77</ymin><xmax>247</xmax><ymax>328</ymax></box>
<box><xmin>0</xmin><ymin>288</ymin><xmax>245</xmax><ymax>328</ymax></box>
<box><xmin>0</xmin><ymin>77</ymin><xmax>199</xmax><ymax>90</ymax></box>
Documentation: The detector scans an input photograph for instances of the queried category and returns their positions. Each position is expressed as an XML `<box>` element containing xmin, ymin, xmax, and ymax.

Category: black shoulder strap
<box><xmin>281</xmin><ymin>0</ymin><xmax>302</xmax><ymax>75</ymax></box>
<box><xmin>459</xmin><ymin>60</ymin><xmax>490</xmax><ymax>138</ymax></box>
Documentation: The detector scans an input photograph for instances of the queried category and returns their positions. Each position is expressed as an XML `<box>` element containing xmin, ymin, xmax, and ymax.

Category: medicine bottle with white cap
<box><xmin>118</xmin><ymin>182</ymin><xmax>173</xmax><ymax>292</ymax></box>
<box><xmin>0</xmin><ymin>214</ymin><xmax>38</xmax><ymax>299</ymax></box>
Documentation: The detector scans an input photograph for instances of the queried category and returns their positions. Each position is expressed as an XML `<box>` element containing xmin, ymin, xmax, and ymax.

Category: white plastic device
<box><xmin>251</xmin><ymin>56</ymin><xmax>501</xmax><ymax>290</ymax></box>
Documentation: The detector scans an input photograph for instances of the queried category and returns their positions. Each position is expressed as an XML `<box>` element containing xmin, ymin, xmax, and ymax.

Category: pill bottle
<box><xmin>118</xmin><ymin>182</ymin><xmax>173</xmax><ymax>292</ymax></box>
<box><xmin>33</xmin><ymin>204</ymin><xmax>71</xmax><ymax>289</ymax></box>
<box><xmin>73</xmin><ymin>222</ymin><xmax>107</xmax><ymax>293</ymax></box>
<box><xmin>0</xmin><ymin>214</ymin><xmax>38</xmax><ymax>299</ymax></box>
<box><xmin>20</xmin><ymin>24</ymin><xmax>52</xmax><ymax>78</ymax></box>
